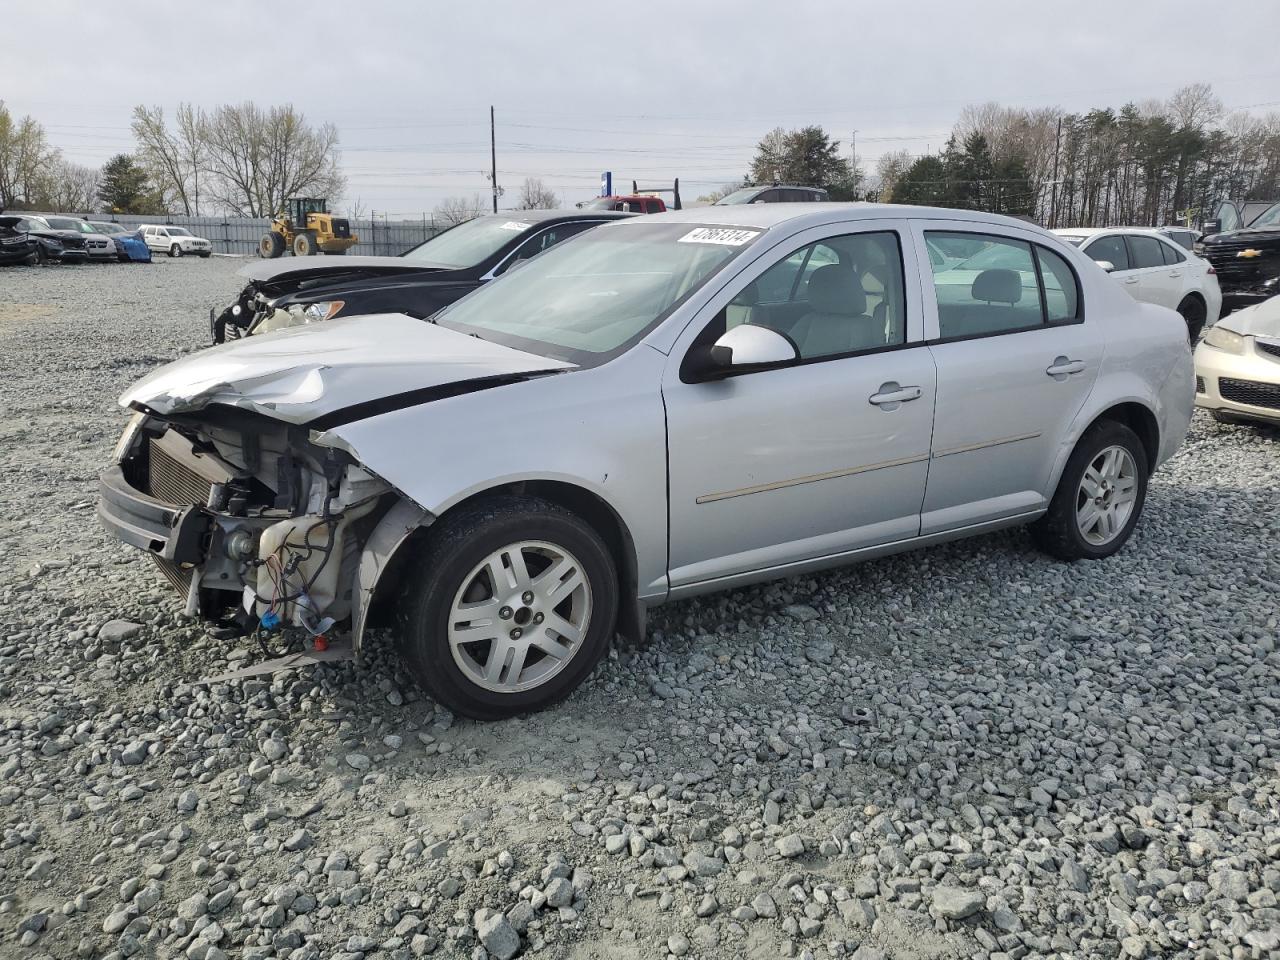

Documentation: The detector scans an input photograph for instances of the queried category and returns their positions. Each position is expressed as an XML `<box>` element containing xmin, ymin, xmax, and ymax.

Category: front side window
<box><xmin>1084</xmin><ymin>235</ymin><xmax>1130</xmax><ymax>271</ymax></box>
<box><xmin>1217</xmin><ymin>203</ymin><xmax>1241</xmax><ymax>233</ymax></box>
<box><xmin>718</xmin><ymin>231</ymin><xmax>906</xmax><ymax>361</ymax></box>
<box><xmin>435</xmin><ymin>221</ymin><xmax>761</xmax><ymax>363</ymax></box>
<box><xmin>927</xmin><ymin>232</ymin><xmax>1043</xmax><ymax>338</ymax></box>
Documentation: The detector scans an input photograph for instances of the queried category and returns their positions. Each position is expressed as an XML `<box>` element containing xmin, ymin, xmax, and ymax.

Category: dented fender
<box><xmin>351</xmin><ymin>498</ymin><xmax>433</xmax><ymax>658</ymax></box>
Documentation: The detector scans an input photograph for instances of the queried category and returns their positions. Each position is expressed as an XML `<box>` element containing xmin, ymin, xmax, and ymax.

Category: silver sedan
<box><xmin>100</xmin><ymin>204</ymin><xmax>1194</xmax><ymax>718</ymax></box>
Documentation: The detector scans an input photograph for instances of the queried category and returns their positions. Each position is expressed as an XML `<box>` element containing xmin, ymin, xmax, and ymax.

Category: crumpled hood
<box><xmin>120</xmin><ymin>313</ymin><xmax>574</xmax><ymax>424</ymax></box>
<box><xmin>237</xmin><ymin>255</ymin><xmax>446</xmax><ymax>284</ymax></box>
<box><xmin>1216</xmin><ymin>296</ymin><xmax>1280</xmax><ymax>338</ymax></box>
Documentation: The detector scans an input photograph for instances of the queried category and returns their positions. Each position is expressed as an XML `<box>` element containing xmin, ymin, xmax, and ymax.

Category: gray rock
<box><xmin>543</xmin><ymin>876</ymin><xmax>573</xmax><ymax>908</ymax></box>
<box><xmin>931</xmin><ymin>886</ymin><xmax>985</xmax><ymax>920</ymax></box>
<box><xmin>476</xmin><ymin>913</ymin><xmax>520</xmax><ymax>960</ymax></box>
<box><xmin>99</xmin><ymin>620</ymin><xmax>143</xmax><ymax>643</ymax></box>
<box><xmin>776</xmin><ymin>835</ymin><xmax>805</xmax><ymax>858</ymax></box>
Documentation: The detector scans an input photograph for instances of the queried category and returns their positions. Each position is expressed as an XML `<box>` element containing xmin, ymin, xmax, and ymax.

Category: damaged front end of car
<box><xmin>99</xmin><ymin>406</ymin><xmax>404</xmax><ymax>640</ymax></box>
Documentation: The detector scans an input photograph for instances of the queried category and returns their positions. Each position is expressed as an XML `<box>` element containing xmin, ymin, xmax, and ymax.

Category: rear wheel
<box><xmin>1177</xmin><ymin>295</ymin><xmax>1207</xmax><ymax>344</ymax></box>
<box><xmin>169</xmin><ymin>243</ymin><xmax>182</xmax><ymax>258</ymax></box>
<box><xmin>293</xmin><ymin>230</ymin><xmax>318</xmax><ymax>256</ymax></box>
<box><xmin>260</xmin><ymin>233</ymin><xmax>286</xmax><ymax>258</ymax></box>
<box><xmin>1031</xmin><ymin>420</ymin><xmax>1149</xmax><ymax>561</ymax></box>
<box><xmin>396</xmin><ymin>496</ymin><xmax>618</xmax><ymax>720</ymax></box>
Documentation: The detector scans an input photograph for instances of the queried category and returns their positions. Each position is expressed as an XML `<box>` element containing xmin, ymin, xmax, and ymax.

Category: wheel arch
<box><xmin>353</xmin><ymin>479</ymin><xmax>645</xmax><ymax>658</ymax></box>
<box><xmin>1089</xmin><ymin>400</ymin><xmax>1160</xmax><ymax>468</ymax></box>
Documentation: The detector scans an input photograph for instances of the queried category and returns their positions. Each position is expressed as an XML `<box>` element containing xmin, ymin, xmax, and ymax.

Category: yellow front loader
<box><xmin>260</xmin><ymin>198</ymin><xmax>358</xmax><ymax>258</ymax></box>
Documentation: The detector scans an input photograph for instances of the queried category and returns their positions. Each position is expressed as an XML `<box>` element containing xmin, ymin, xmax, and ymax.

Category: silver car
<box><xmin>99</xmin><ymin>205</ymin><xmax>1193</xmax><ymax>719</ymax></box>
<box><xmin>1194</xmin><ymin>295</ymin><xmax>1280</xmax><ymax>425</ymax></box>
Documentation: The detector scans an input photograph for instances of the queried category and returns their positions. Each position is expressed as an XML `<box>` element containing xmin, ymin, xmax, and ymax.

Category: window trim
<box><xmin>678</xmin><ymin>227</ymin><xmax>913</xmax><ymax>383</ymax></box>
<box><xmin>920</xmin><ymin>227</ymin><xmax>1086</xmax><ymax>346</ymax></box>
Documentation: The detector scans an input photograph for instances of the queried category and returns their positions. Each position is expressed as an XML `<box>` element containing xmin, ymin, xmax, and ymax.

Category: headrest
<box><xmin>806</xmin><ymin>264</ymin><xmax>866</xmax><ymax>315</ymax></box>
<box><xmin>972</xmin><ymin>269</ymin><xmax>1022</xmax><ymax>305</ymax></box>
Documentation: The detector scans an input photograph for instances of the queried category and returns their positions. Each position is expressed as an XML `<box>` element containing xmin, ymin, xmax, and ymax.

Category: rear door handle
<box><xmin>1169</xmin><ymin>270</ymin><xmax>1182</xmax><ymax>278</ymax></box>
<box><xmin>1046</xmin><ymin>357</ymin><xmax>1086</xmax><ymax>379</ymax></box>
<box><xmin>1123</xmin><ymin>276</ymin><xmax>1139</xmax><ymax>285</ymax></box>
<box><xmin>869</xmin><ymin>383</ymin><xmax>923</xmax><ymax>408</ymax></box>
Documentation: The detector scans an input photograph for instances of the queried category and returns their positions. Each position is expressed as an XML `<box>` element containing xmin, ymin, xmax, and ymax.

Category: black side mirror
<box><xmin>1202</xmin><ymin>218</ymin><xmax>1222</xmax><ymax>236</ymax></box>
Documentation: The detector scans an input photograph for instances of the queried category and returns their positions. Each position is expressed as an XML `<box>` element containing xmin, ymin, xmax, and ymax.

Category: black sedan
<box><xmin>213</xmin><ymin>209</ymin><xmax>632</xmax><ymax>342</ymax></box>
<box><xmin>0</xmin><ymin>214</ymin><xmax>89</xmax><ymax>263</ymax></box>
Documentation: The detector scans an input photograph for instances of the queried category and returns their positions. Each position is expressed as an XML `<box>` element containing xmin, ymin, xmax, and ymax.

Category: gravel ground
<box><xmin>1</xmin><ymin>257</ymin><xmax>1278</xmax><ymax>960</ymax></box>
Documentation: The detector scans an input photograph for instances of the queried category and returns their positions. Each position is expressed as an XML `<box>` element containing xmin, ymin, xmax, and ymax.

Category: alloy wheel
<box><xmin>447</xmin><ymin>540</ymin><xmax>591</xmax><ymax>693</ymax></box>
<box><xmin>1075</xmin><ymin>445</ymin><xmax>1138</xmax><ymax>546</ymax></box>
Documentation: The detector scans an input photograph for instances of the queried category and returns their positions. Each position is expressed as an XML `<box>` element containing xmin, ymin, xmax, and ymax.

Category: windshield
<box><xmin>435</xmin><ymin>221</ymin><xmax>763</xmax><ymax>363</ymax></box>
<box><xmin>45</xmin><ymin>217</ymin><xmax>87</xmax><ymax>232</ymax></box>
<box><xmin>402</xmin><ymin>215</ymin><xmax>536</xmax><ymax>267</ymax></box>
<box><xmin>1250</xmin><ymin>202</ymin><xmax>1280</xmax><ymax>228</ymax></box>
<box><xmin>715</xmin><ymin>188</ymin><xmax>760</xmax><ymax>205</ymax></box>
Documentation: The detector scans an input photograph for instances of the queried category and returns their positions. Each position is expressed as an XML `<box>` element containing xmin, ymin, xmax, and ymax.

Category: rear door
<box><xmin>1082</xmin><ymin>234</ymin><xmax>1140</xmax><ymax>299</ymax></box>
<box><xmin>1127</xmin><ymin>234</ymin><xmax>1181</xmax><ymax>309</ymax></box>
<box><xmin>917</xmin><ymin>222</ymin><xmax>1101</xmax><ymax>533</ymax></box>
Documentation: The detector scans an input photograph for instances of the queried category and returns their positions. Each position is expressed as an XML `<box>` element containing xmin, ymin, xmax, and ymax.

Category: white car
<box><xmin>1194</xmin><ymin>295</ymin><xmax>1280</xmax><ymax>426</ymax></box>
<box><xmin>1054</xmin><ymin>228</ymin><xmax>1220</xmax><ymax>342</ymax></box>
<box><xmin>138</xmin><ymin>224</ymin><xmax>212</xmax><ymax>258</ymax></box>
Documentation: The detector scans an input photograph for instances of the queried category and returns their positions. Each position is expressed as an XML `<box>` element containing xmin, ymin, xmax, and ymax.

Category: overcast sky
<box><xmin>7</xmin><ymin>0</ymin><xmax>1280</xmax><ymax>216</ymax></box>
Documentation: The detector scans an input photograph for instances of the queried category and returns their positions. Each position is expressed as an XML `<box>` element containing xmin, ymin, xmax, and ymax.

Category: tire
<box><xmin>169</xmin><ymin>244</ymin><xmax>182</xmax><ymax>258</ymax></box>
<box><xmin>1031</xmin><ymin>420</ymin><xmax>1149</xmax><ymax>561</ymax></box>
<box><xmin>35</xmin><ymin>246</ymin><xmax>48</xmax><ymax>265</ymax></box>
<box><xmin>260</xmin><ymin>233</ymin><xmax>286</xmax><ymax>258</ymax></box>
<box><xmin>396</xmin><ymin>495</ymin><xmax>618</xmax><ymax>720</ymax></box>
<box><xmin>323</xmin><ymin>248</ymin><xmax>347</xmax><ymax>255</ymax></box>
<box><xmin>293</xmin><ymin>230</ymin><xmax>318</xmax><ymax>256</ymax></box>
<box><xmin>1177</xmin><ymin>295</ymin><xmax>1207</xmax><ymax>344</ymax></box>
<box><xmin>199</xmin><ymin>252</ymin><xmax>211</xmax><ymax>259</ymax></box>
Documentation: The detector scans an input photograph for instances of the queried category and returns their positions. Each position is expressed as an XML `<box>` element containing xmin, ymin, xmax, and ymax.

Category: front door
<box><xmin>916</xmin><ymin>223</ymin><xmax>1101</xmax><ymax>533</ymax></box>
<box><xmin>663</xmin><ymin>222</ymin><xmax>936</xmax><ymax>589</ymax></box>
<box><xmin>1126</xmin><ymin>234</ymin><xmax>1182</xmax><ymax>309</ymax></box>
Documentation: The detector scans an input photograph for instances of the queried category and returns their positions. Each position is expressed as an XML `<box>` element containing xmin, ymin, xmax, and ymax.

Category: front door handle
<box><xmin>1123</xmin><ymin>276</ymin><xmax>1139</xmax><ymax>285</ymax></box>
<box><xmin>869</xmin><ymin>383</ymin><xmax>923</xmax><ymax>409</ymax></box>
<box><xmin>1046</xmin><ymin>357</ymin><xmax>1086</xmax><ymax>379</ymax></box>
<box><xmin>1169</xmin><ymin>270</ymin><xmax>1182</xmax><ymax>278</ymax></box>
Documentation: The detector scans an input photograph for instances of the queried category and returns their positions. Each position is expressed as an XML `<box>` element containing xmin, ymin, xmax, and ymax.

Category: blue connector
<box><xmin>260</xmin><ymin>610</ymin><xmax>281</xmax><ymax>630</ymax></box>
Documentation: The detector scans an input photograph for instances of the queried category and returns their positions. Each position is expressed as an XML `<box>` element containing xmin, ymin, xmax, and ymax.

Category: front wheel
<box><xmin>1031</xmin><ymin>420</ymin><xmax>1149</xmax><ymax>561</ymax></box>
<box><xmin>397</xmin><ymin>496</ymin><xmax>618</xmax><ymax>720</ymax></box>
<box><xmin>169</xmin><ymin>244</ymin><xmax>182</xmax><ymax>258</ymax></box>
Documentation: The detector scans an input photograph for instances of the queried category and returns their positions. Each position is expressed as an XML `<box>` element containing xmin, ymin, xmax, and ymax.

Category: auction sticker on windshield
<box><xmin>678</xmin><ymin>227</ymin><xmax>760</xmax><ymax>246</ymax></box>
<box><xmin>500</xmin><ymin>221</ymin><xmax>533</xmax><ymax>231</ymax></box>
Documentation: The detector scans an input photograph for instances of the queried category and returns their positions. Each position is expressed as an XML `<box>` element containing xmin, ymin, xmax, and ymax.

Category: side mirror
<box><xmin>1202</xmin><ymin>218</ymin><xmax>1222</xmax><ymax>236</ymax></box>
<box><xmin>684</xmin><ymin>324</ymin><xmax>799</xmax><ymax>381</ymax></box>
<box><xmin>1094</xmin><ymin>260</ymin><xmax>1116</xmax><ymax>273</ymax></box>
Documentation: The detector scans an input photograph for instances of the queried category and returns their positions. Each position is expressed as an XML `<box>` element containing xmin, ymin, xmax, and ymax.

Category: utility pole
<box><xmin>490</xmin><ymin>105</ymin><xmax>498</xmax><ymax>214</ymax></box>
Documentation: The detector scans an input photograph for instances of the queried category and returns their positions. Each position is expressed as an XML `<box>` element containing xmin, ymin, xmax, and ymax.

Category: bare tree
<box><xmin>200</xmin><ymin>102</ymin><xmax>344</xmax><ymax>217</ymax></box>
<box><xmin>874</xmin><ymin>150</ymin><xmax>914</xmax><ymax>202</ymax></box>
<box><xmin>0</xmin><ymin>102</ymin><xmax>57</xmax><ymax>209</ymax></box>
<box><xmin>515</xmin><ymin>176</ymin><xmax>558</xmax><ymax>209</ymax></box>
<box><xmin>37</xmin><ymin>158</ymin><xmax>100</xmax><ymax>212</ymax></box>
<box><xmin>343</xmin><ymin>196</ymin><xmax>368</xmax><ymax>220</ymax></box>
<box><xmin>1168</xmin><ymin>83</ymin><xmax>1223</xmax><ymax>133</ymax></box>
<box><xmin>132</xmin><ymin>104</ymin><xmax>197</xmax><ymax>214</ymax></box>
<box><xmin>433</xmin><ymin>194</ymin><xmax>487</xmax><ymax>225</ymax></box>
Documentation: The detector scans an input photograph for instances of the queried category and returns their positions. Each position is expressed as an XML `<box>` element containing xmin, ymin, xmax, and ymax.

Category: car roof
<box><xmin>612</xmin><ymin>202</ymin><xmax>1052</xmax><ymax>235</ymax></box>
<box><xmin>490</xmin><ymin>209</ymin><xmax>633</xmax><ymax>223</ymax></box>
<box><xmin>1051</xmin><ymin>226</ymin><xmax>1172</xmax><ymax>239</ymax></box>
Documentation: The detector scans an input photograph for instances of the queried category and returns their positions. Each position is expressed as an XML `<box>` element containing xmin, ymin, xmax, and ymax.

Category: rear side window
<box><xmin>1159</xmin><ymin>240</ymin><xmax>1185</xmax><ymax>264</ymax></box>
<box><xmin>1084</xmin><ymin>235</ymin><xmax>1129</xmax><ymax>271</ymax></box>
<box><xmin>1127</xmin><ymin>235</ymin><xmax>1165</xmax><ymax>269</ymax></box>
<box><xmin>1035</xmin><ymin>247</ymin><xmax>1081</xmax><ymax>323</ymax></box>
<box><xmin>927</xmin><ymin>232</ymin><xmax>1043</xmax><ymax>338</ymax></box>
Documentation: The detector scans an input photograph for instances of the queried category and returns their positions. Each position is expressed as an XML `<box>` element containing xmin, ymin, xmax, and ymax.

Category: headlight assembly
<box><xmin>113</xmin><ymin>412</ymin><xmax>146</xmax><ymax>462</ymax></box>
<box><xmin>1202</xmin><ymin>326</ymin><xmax>1247</xmax><ymax>355</ymax></box>
<box><xmin>302</xmin><ymin>301</ymin><xmax>345</xmax><ymax>323</ymax></box>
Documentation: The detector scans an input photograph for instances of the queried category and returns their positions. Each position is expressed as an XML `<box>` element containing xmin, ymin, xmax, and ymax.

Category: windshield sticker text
<box><xmin>678</xmin><ymin>227</ymin><xmax>760</xmax><ymax>246</ymax></box>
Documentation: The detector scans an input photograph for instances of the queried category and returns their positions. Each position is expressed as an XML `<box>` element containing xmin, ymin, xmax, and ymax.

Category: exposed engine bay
<box><xmin>101</xmin><ymin>407</ymin><xmax>394</xmax><ymax>639</ymax></box>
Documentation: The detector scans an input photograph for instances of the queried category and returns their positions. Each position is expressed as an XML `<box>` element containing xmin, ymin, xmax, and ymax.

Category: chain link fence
<box><xmin>50</xmin><ymin>213</ymin><xmax>447</xmax><ymax>257</ymax></box>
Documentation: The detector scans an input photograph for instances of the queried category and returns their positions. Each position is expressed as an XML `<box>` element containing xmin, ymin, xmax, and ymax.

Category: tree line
<box><xmin>722</xmin><ymin>84</ymin><xmax>1280</xmax><ymax>228</ymax></box>
<box><xmin>0</xmin><ymin>100</ymin><xmax>344</xmax><ymax>218</ymax></box>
